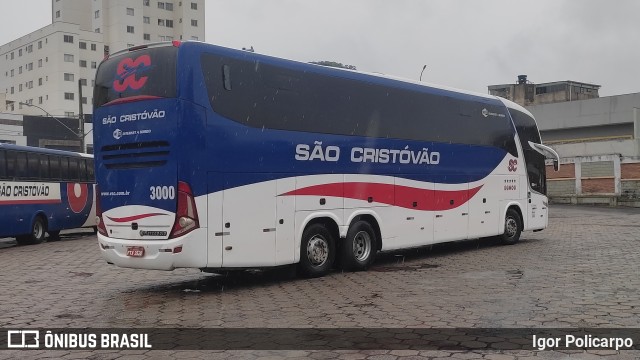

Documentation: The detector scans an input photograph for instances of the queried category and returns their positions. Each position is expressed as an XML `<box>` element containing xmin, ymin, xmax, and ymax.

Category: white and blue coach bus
<box><xmin>0</xmin><ymin>144</ymin><xmax>96</xmax><ymax>244</ymax></box>
<box><xmin>92</xmin><ymin>41</ymin><xmax>559</xmax><ymax>277</ymax></box>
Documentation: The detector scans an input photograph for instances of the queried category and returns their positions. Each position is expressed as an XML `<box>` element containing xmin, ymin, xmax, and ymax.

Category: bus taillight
<box><xmin>170</xmin><ymin>181</ymin><xmax>199</xmax><ymax>238</ymax></box>
<box><xmin>95</xmin><ymin>186</ymin><xmax>108</xmax><ymax>236</ymax></box>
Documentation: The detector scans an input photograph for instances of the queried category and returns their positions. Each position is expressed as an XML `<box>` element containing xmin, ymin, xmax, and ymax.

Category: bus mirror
<box><xmin>553</xmin><ymin>159</ymin><xmax>559</xmax><ymax>172</ymax></box>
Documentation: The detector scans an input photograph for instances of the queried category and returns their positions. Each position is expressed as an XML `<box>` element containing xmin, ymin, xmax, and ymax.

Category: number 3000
<box><xmin>150</xmin><ymin>186</ymin><xmax>175</xmax><ymax>200</ymax></box>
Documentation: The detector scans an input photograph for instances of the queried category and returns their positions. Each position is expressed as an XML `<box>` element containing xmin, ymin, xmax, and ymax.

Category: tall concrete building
<box><xmin>1</xmin><ymin>0</ymin><xmax>204</xmax><ymax>118</ymax></box>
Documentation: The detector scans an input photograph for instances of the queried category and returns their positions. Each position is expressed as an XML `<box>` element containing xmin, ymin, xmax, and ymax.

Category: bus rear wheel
<box><xmin>340</xmin><ymin>221</ymin><xmax>377</xmax><ymax>271</ymax></box>
<box><xmin>298</xmin><ymin>223</ymin><xmax>335</xmax><ymax>278</ymax></box>
<box><xmin>17</xmin><ymin>216</ymin><xmax>47</xmax><ymax>245</ymax></box>
<box><xmin>500</xmin><ymin>208</ymin><xmax>522</xmax><ymax>245</ymax></box>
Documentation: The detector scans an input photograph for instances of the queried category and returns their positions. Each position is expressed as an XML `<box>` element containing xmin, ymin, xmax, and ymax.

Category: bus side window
<box><xmin>69</xmin><ymin>158</ymin><xmax>79</xmax><ymax>181</ymax></box>
<box><xmin>50</xmin><ymin>156</ymin><xmax>61</xmax><ymax>180</ymax></box>
<box><xmin>27</xmin><ymin>153</ymin><xmax>40</xmax><ymax>179</ymax></box>
<box><xmin>6</xmin><ymin>151</ymin><xmax>17</xmax><ymax>179</ymax></box>
<box><xmin>87</xmin><ymin>159</ymin><xmax>95</xmax><ymax>182</ymax></box>
<box><xmin>0</xmin><ymin>150</ymin><xmax>6</xmax><ymax>179</ymax></box>
<box><xmin>79</xmin><ymin>159</ymin><xmax>87</xmax><ymax>182</ymax></box>
<box><xmin>40</xmin><ymin>154</ymin><xmax>50</xmax><ymax>180</ymax></box>
<box><xmin>15</xmin><ymin>152</ymin><xmax>27</xmax><ymax>179</ymax></box>
<box><xmin>60</xmin><ymin>157</ymin><xmax>69</xmax><ymax>181</ymax></box>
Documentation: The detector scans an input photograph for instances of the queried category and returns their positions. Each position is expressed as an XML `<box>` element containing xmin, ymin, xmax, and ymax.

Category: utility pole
<box><xmin>78</xmin><ymin>79</ymin><xmax>85</xmax><ymax>153</ymax></box>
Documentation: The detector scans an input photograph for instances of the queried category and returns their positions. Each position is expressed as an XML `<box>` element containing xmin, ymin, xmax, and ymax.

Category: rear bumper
<box><xmin>97</xmin><ymin>228</ymin><xmax>207</xmax><ymax>270</ymax></box>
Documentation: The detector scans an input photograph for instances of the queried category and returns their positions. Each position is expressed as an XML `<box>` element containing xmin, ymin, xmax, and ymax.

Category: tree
<box><xmin>310</xmin><ymin>61</ymin><xmax>356</xmax><ymax>70</ymax></box>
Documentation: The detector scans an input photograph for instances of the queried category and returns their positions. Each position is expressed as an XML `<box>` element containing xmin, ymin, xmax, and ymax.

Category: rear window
<box><xmin>94</xmin><ymin>46</ymin><xmax>178</xmax><ymax>107</ymax></box>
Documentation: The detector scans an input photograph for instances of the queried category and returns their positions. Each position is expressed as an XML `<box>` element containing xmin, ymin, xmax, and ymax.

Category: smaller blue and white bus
<box><xmin>0</xmin><ymin>144</ymin><xmax>96</xmax><ymax>245</ymax></box>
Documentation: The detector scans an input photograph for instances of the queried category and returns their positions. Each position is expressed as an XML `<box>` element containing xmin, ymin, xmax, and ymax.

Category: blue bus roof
<box><xmin>0</xmin><ymin>143</ymin><xmax>93</xmax><ymax>158</ymax></box>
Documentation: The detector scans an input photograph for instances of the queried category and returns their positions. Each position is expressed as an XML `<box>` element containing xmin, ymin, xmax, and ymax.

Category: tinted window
<box><xmin>79</xmin><ymin>159</ymin><xmax>87</xmax><ymax>181</ymax></box>
<box><xmin>0</xmin><ymin>150</ymin><xmax>6</xmax><ymax>179</ymax></box>
<box><xmin>60</xmin><ymin>157</ymin><xmax>69</xmax><ymax>180</ymax></box>
<box><xmin>510</xmin><ymin>109</ymin><xmax>546</xmax><ymax>195</ymax></box>
<box><xmin>27</xmin><ymin>153</ymin><xmax>40</xmax><ymax>178</ymax></box>
<box><xmin>15</xmin><ymin>152</ymin><xmax>27</xmax><ymax>179</ymax></box>
<box><xmin>69</xmin><ymin>158</ymin><xmax>79</xmax><ymax>180</ymax></box>
<box><xmin>39</xmin><ymin>154</ymin><xmax>50</xmax><ymax>180</ymax></box>
<box><xmin>201</xmin><ymin>54</ymin><xmax>516</xmax><ymax>151</ymax></box>
<box><xmin>50</xmin><ymin>156</ymin><xmax>61</xmax><ymax>180</ymax></box>
<box><xmin>87</xmin><ymin>159</ymin><xmax>95</xmax><ymax>181</ymax></box>
<box><xmin>6</xmin><ymin>151</ymin><xmax>16</xmax><ymax>178</ymax></box>
<box><xmin>94</xmin><ymin>46</ymin><xmax>178</xmax><ymax>107</ymax></box>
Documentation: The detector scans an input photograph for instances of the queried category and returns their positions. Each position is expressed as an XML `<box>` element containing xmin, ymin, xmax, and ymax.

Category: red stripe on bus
<box><xmin>103</xmin><ymin>95</ymin><xmax>162</xmax><ymax>106</ymax></box>
<box><xmin>106</xmin><ymin>213</ymin><xmax>167</xmax><ymax>223</ymax></box>
<box><xmin>281</xmin><ymin>182</ymin><xmax>483</xmax><ymax>211</ymax></box>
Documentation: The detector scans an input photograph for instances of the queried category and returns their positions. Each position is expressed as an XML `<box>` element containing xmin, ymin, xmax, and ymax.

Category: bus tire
<box><xmin>340</xmin><ymin>220</ymin><xmax>377</xmax><ymax>271</ymax></box>
<box><xmin>298</xmin><ymin>223</ymin><xmax>335</xmax><ymax>278</ymax></box>
<box><xmin>17</xmin><ymin>216</ymin><xmax>47</xmax><ymax>245</ymax></box>
<box><xmin>48</xmin><ymin>230</ymin><xmax>61</xmax><ymax>241</ymax></box>
<box><xmin>500</xmin><ymin>208</ymin><xmax>522</xmax><ymax>245</ymax></box>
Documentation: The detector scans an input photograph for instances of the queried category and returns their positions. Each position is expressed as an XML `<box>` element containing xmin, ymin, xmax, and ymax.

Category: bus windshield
<box><xmin>94</xmin><ymin>45</ymin><xmax>178</xmax><ymax>107</ymax></box>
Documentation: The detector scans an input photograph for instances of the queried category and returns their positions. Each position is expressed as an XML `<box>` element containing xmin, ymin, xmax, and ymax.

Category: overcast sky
<box><xmin>1</xmin><ymin>0</ymin><xmax>638</xmax><ymax>96</ymax></box>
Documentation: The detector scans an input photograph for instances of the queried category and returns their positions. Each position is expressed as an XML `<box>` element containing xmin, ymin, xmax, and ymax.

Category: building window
<box><xmin>95</xmin><ymin>10</ymin><xmax>100</xmax><ymax>18</ymax></box>
<box><xmin>127</xmin><ymin>8</ymin><xmax>134</xmax><ymax>15</ymax></box>
<box><xmin>79</xmin><ymin>78</ymin><xmax>87</xmax><ymax>86</ymax></box>
<box><xmin>166</xmin><ymin>2</ymin><xmax>173</xmax><ymax>10</ymax></box>
<box><xmin>19</xmin><ymin>49</ymin><xmax>22</xmax><ymax>56</ymax></box>
<box><xmin>91</xmin><ymin>61</ymin><xmax>97</xmax><ymax>69</ymax></box>
<box><xmin>191</xmin><ymin>19</ymin><xmax>197</xmax><ymax>26</ymax></box>
<box><xmin>38</xmin><ymin>78</ymin><xmax>43</xmax><ymax>86</ymax></box>
<box><xmin>39</xmin><ymin>96</ymin><xmax>43</xmax><ymax>104</ymax></box>
<box><xmin>64</xmin><ymin>54</ymin><xmax>74</xmax><ymax>62</ymax></box>
<box><xmin>91</xmin><ymin>43</ymin><xmax>97</xmax><ymax>51</ymax></box>
<box><xmin>191</xmin><ymin>36</ymin><xmax>198</xmax><ymax>40</ymax></box>
<box><xmin>56</xmin><ymin>10</ymin><xmax>60</xmax><ymax>18</ymax></box>
<box><xmin>38</xmin><ymin>59</ymin><xmax>42</xmax><ymax>67</ymax></box>
<box><xmin>64</xmin><ymin>35</ymin><xmax>74</xmax><ymax>43</ymax></box>
<box><xmin>19</xmin><ymin>84</ymin><xmax>23</xmax><ymax>92</ymax></box>
<box><xmin>38</xmin><ymin>40</ymin><xmax>42</xmax><ymax>49</ymax></box>
<box><xmin>143</xmin><ymin>0</ymin><xmax>150</xmax><ymax>6</ymax></box>
<box><xmin>79</xmin><ymin>60</ymin><xmax>87</xmax><ymax>68</ymax></box>
<box><xmin>158</xmin><ymin>19</ymin><xmax>165</xmax><ymax>26</ymax></box>
<box><xmin>64</xmin><ymin>93</ymin><xmax>74</xmax><ymax>101</ymax></box>
<box><xmin>82</xmin><ymin>97</ymin><xmax>88</xmax><ymax>104</ymax></box>
<box><xmin>19</xmin><ymin>66</ymin><xmax>22</xmax><ymax>74</ymax></box>
<box><xmin>26</xmin><ymin>45</ymin><xmax>33</xmax><ymax>53</ymax></box>
<box><xmin>143</xmin><ymin>33</ymin><xmax>151</xmax><ymax>41</ymax></box>
<box><xmin>95</xmin><ymin>28</ymin><xmax>100</xmax><ymax>33</ymax></box>
<box><xmin>10</xmin><ymin>52</ymin><xmax>14</xmax><ymax>59</ymax></box>
<box><xmin>27</xmin><ymin>81</ymin><xmax>33</xmax><ymax>89</ymax></box>
<box><xmin>10</xmin><ymin>87</ymin><xmax>14</xmax><ymax>94</ymax></box>
<box><xmin>65</xmin><ymin>111</ymin><xmax>74</xmax><ymax>117</ymax></box>
<box><xmin>10</xmin><ymin>69</ymin><xmax>14</xmax><ymax>77</ymax></box>
<box><xmin>158</xmin><ymin>2</ymin><xmax>164</xmax><ymax>9</ymax></box>
<box><xmin>127</xmin><ymin>25</ymin><xmax>135</xmax><ymax>33</ymax></box>
<box><xmin>26</xmin><ymin>63</ymin><xmax>33</xmax><ymax>71</ymax></box>
<box><xmin>79</xmin><ymin>41</ymin><xmax>87</xmax><ymax>49</ymax></box>
<box><xmin>64</xmin><ymin>73</ymin><xmax>74</xmax><ymax>81</ymax></box>
<box><xmin>166</xmin><ymin>19</ymin><xmax>173</xmax><ymax>27</ymax></box>
<box><xmin>143</xmin><ymin>16</ymin><xmax>150</xmax><ymax>24</ymax></box>
<box><xmin>191</xmin><ymin>2</ymin><xmax>197</xmax><ymax>10</ymax></box>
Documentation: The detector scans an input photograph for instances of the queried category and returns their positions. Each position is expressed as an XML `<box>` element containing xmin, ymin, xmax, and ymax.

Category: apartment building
<box><xmin>0</xmin><ymin>0</ymin><xmax>204</xmax><ymax>118</ymax></box>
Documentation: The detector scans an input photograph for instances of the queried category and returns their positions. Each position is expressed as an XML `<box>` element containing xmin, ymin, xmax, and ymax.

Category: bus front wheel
<box><xmin>340</xmin><ymin>221</ymin><xmax>377</xmax><ymax>271</ymax></box>
<box><xmin>298</xmin><ymin>223</ymin><xmax>335</xmax><ymax>278</ymax></box>
<box><xmin>500</xmin><ymin>208</ymin><xmax>522</xmax><ymax>245</ymax></box>
<box><xmin>17</xmin><ymin>216</ymin><xmax>47</xmax><ymax>245</ymax></box>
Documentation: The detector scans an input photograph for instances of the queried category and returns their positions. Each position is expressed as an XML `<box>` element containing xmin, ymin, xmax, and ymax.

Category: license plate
<box><xmin>126</xmin><ymin>246</ymin><xmax>145</xmax><ymax>257</ymax></box>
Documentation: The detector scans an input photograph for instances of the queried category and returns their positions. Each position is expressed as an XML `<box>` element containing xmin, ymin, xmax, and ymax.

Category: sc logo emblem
<box><xmin>113</xmin><ymin>55</ymin><xmax>151</xmax><ymax>92</ymax></box>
